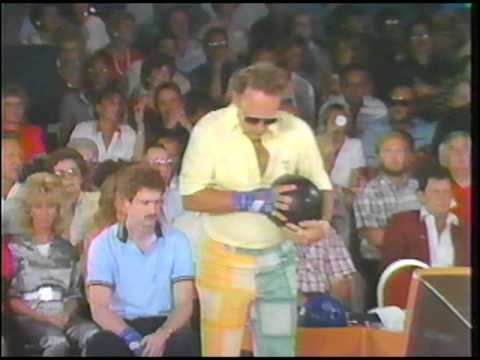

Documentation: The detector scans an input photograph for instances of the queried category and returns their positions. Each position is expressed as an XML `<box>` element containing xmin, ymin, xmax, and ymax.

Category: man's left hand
<box><xmin>141</xmin><ymin>330</ymin><xmax>169</xmax><ymax>357</ymax></box>
<box><xmin>283</xmin><ymin>219</ymin><xmax>334</xmax><ymax>245</ymax></box>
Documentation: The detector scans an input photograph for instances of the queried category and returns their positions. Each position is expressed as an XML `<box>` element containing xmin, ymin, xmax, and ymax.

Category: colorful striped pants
<box><xmin>196</xmin><ymin>239</ymin><xmax>298</xmax><ymax>356</ymax></box>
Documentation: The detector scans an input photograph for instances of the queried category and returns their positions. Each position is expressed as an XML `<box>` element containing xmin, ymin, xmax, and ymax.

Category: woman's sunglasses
<box><xmin>244</xmin><ymin>117</ymin><xmax>278</xmax><ymax>126</ymax></box>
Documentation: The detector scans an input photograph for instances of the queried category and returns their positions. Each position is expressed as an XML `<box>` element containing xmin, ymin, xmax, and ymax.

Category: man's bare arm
<box><xmin>358</xmin><ymin>228</ymin><xmax>385</xmax><ymax>248</ymax></box>
<box><xmin>88</xmin><ymin>285</ymin><xmax>130</xmax><ymax>335</ymax></box>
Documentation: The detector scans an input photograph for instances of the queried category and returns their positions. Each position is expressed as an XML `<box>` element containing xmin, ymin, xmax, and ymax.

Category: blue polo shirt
<box><xmin>87</xmin><ymin>224</ymin><xmax>194</xmax><ymax>320</ymax></box>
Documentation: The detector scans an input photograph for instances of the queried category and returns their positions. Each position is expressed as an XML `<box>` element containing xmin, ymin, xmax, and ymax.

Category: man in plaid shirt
<box><xmin>353</xmin><ymin>131</ymin><xmax>421</xmax><ymax>310</ymax></box>
<box><xmin>297</xmin><ymin>229</ymin><xmax>356</xmax><ymax>306</ymax></box>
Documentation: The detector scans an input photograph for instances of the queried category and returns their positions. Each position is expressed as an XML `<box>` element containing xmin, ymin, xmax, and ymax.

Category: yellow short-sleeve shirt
<box><xmin>180</xmin><ymin>104</ymin><xmax>332</xmax><ymax>249</ymax></box>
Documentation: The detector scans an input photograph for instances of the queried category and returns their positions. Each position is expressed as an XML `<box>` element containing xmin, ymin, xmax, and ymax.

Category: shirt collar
<box><xmin>378</xmin><ymin>173</ymin><xmax>414</xmax><ymax>188</ymax></box>
<box><xmin>96</xmin><ymin>122</ymin><xmax>122</xmax><ymax>138</ymax></box>
<box><xmin>420</xmin><ymin>206</ymin><xmax>459</xmax><ymax>226</ymax></box>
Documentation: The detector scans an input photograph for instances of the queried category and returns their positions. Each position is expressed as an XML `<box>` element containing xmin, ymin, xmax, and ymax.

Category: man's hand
<box><xmin>141</xmin><ymin>329</ymin><xmax>170</xmax><ymax>357</ymax></box>
<box><xmin>47</xmin><ymin>314</ymin><xmax>70</xmax><ymax>329</ymax></box>
<box><xmin>281</xmin><ymin>219</ymin><xmax>334</xmax><ymax>245</ymax></box>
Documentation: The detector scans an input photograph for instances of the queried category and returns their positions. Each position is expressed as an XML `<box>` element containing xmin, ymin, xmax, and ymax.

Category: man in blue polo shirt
<box><xmin>85</xmin><ymin>164</ymin><xmax>198</xmax><ymax>356</ymax></box>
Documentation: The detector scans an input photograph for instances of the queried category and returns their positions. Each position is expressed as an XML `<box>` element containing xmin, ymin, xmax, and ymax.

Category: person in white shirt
<box><xmin>71</xmin><ymin>3</ymin><xmax>110</xmax><ymax>55</ymax></box>
<box><xmin>70</xmin><ymin>86</ymin><xmax>136</xmax><ymax>162</ymax></box>
<box><xmin>316</xmin><ymin>103</ymin><xmax>366</xmax><ymax>249</ymax></box>
<box><xmin>164</xmin><ymin>6</ymin><xmax>206</xmax><ymax>74</ymax></box>
<box><xmin>318</xmin><ymin>65</ymin><xmax>387</xmax><ymax>138</ymax></box>
<box><xmin>21</xmin><ymin>4</ymin><xmax>63</xmax><ymax>45</ymax></box>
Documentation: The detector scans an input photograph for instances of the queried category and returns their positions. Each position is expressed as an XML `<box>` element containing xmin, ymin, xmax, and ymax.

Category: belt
<box><xmin>221</xmin><ymin>240</ymin><xmax>293</xmax><ymax>256</ymax></box>
<box><xmin>22</xmin><ymin>286</ymin><xmax>64</xmax><ymax>302</ymax></box>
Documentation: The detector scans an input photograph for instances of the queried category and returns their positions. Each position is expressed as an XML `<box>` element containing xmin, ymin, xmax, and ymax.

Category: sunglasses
<box><xmin>389</xmin><ymin>98</ymin><xmax>412</xmax><ymax>107</ymax></box>
<box><xmin>207</xmin><ymin>40</ymin><xmax>228</xmax><ymax>48</ymax></box>
<box><xmin>244</xmin><ymin>117</ymin><xmax>278</xmax><ymax>126</ymax></box>
<box><xmin>55</xmin><ymin>168</ymin><xmax>80</xmax><ymax>177</ymax></box>
<box><xmin>410</xmin><ymin>33</ymin><xmax>430</xmax><ymax>40</ymax></box>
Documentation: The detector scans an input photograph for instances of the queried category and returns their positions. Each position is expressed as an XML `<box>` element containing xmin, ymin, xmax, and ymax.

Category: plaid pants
<box><xmin>196</xmin><ymin>239</ymin><xmax>298</xmax><ymax>356</ymax></box>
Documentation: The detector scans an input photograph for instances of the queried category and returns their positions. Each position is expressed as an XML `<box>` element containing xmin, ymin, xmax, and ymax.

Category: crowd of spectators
<box><xmin>1</xmin><ymin>3</ymin><xmax>471</xmax><ymax>356</ymax></box>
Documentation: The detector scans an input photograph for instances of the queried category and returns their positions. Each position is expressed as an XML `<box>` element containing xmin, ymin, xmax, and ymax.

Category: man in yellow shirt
<box><xmin>180</xmin><ymin>63</ymin><xmax>333</xmax><ymax>356</ymax></box>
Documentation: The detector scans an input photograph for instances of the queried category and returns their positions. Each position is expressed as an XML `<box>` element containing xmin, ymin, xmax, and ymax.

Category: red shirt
<box><xmin>12</xmin><ymin>125</ymin><xmax>47</xmax><ymax>162</ymax></box>
<box><xmin>452</xmin><ymin>182</ymin><xmax>471</xmax><ymax>225</ymax></box>
<box><xmin>104</xmin><ymin>48</ymin><xmax>144</xmax><ymax>81</ymax></box>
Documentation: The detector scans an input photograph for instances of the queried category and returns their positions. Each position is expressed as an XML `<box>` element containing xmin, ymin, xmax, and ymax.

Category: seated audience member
<box><xmin>163</xmin><ymin>6</ymin><xmax>206</xmax><ymax>74</ymax></box>
<box><xmin>145</xmin><ymin>34</ymin><xmax>192</xmax><ymax>94</ymax></box>
<box><xmin>55</xmin><ymin>29</ymin><xmax>87</xmax><ymax>91</ymax></box>
<box><xmin>249</xmin><ymin>45</ymin><xmax>278</xmax><ymax>66</ymax></box>
<box><xmin>297</xmin><ymin>227</ymin><xmax>357</xmax><ymax>307</ymax></box>
<box><xmin>156</xmin><ymin>131</ymin><xmax>189</xmax><ymax>176</ymax></box>
<box><xmin>2</xmin><ymin>134</ymin><xmax>26</xmax><ymax>237</ymax></box>
<box><xmin>184</xmin><ymin>91</ymin><xmax>218</xmax><ymax>126</ymax></box>
<box><xmin>67</xmin><ymin>137</ymin><xmax>99</xmax><ymax>190</ymax></box>
<box><xmin>197</xmin><ymin>3</ymin><xmax>249</xmax><ymax>60</ymax></box>
<box><xmin>290</xmin><ymin>12</ymin><xmax>332</xmax><ymax>96</ymax></box>
<box><xmin>144</xmin><ymin>144</ymin><xmax>183</xmax><ymax>232</ymax></box>
<box><xmin>438</xmin><ymin>131</ymin><xmax>471</xmax><ymax>226</ymax></box>
<box><xmin>102</xmin><ymin>11</ymin><xmax>144</xmax><ymax>83</ymax></box>
<box><xmin>316</xmin><ymin>104</ymin><xmax>366</xmax><ymax>246</ymax></box>
<box><xmin>190</xmin><ymin>27</ymin><xmax>240</xmax><ymax>104</ymax></box>
<box><xmin>322</xmin><ymin>33</ymin><xmax>371</xmax><ymax>101</ymax></box>
<box><xmin>70</xmin><ymin>3</ymin><xmax>110</xmax><ymax>55</ymax></box>
<box><xmin>85</xmin><ymin>165</ymin><xmax>198</xmax><ymax>357</ymax></box>
<box><xmin>2</xmin><ymin>233</ymin><xmax>17</xmax><ymax>356</ymax></box>
<box><xmin>249</xmin><ymin>4</ymin><xmax>291</xmax><ymax>51</ymax></box>
<box><xmin>431</xmin><ymin>80</ymin><xmax>471</xmax><ymax>154</ymax></box>
<box><xmin>70</xmin><ymin>86</ymin><xmax>136</xmax><ymax>162</ymax></box>
<box><xmin>133</xmin><ymin>82</ymin><xmax>191</xmax><ymax>158</ymax></box>
<box><xmin>362</xmin><ymin>84</ymin><xmax>436</xmax><ymax>168</ymax></box>
<box><xmin>82</xmin><ymin>163</ymin><xmax>130</xmax><ymax>278</ymax></box>
<box><xmin>353</xmin><ymin>131</ymin><xmax>421</xmax><ymax>309</ymax></box>
<box><xmin>382</xmin><ymin>164</ymin><xmax>469</xmax><ymax>269</ymax></box>
<box><xmin>2</xmin><ymin>84</ymin><xmax>47</xmax><ymax>162</ymax></box>
<box><xmin>277</xmin><ymin>36</ymin><xmax>316</xmax><ymax>128</ymax></box>
<box><xmin>21</xmin><ymin>4</ymin><xmax>63</xmax><ymax>45</ymax></box>
<box><xmin>130</xmin><ymin>54</ymin><xmax>176</xmax><ymax>110</ymax></box>
<box><xmin>46</xmin><ymin>148</ymin><xmax>100</xmax><ymax>249</ymax></box>
<box><xmin>318</xmin><ymin>65</ymin><xmax>387</xmax><ymax>138</ymax></box>
<box><xmin>58</xmin><ymin>51</ymin><xmax>115</xmax><ymax>146</ymax></box>
<box><xmin>7</xmin><ymin>173</ymin><xmax>98</xmax><ymax>356</ymax></box>
<box><xmin>371</xmin><ymin>8</ymin><xmax>409</xmax><ymax>98</ymax></box>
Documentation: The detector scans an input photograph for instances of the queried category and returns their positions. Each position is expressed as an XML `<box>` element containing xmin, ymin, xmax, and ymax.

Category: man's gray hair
<box><xmin>438</xmin><ymin>131</ymin><xmax>471</xmax><ymax>167</ymax></box>
<box><xmin>67</xmin><ymin>137</ymin><xmax>99</xmax><ymax>155</ymax></box>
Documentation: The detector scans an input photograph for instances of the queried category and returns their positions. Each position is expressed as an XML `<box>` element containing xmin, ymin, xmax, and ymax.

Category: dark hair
<box><xmin>153</xmin><ymin>82</ymin><xmax>182</xmax><ymax>109</ymax></box>
<box><xmin>140</xmin><ymin>54</ymin><xmax>176</xmax><ymax>88</ymax></box>
<box><xmin>376</xmin><ymin>130</ymin><xmax>415</xmax><ymax>154</ymax></box>
<box><xmin>154</xmin><ymin>33</ymin><xmax>177</xmax><ymax>49</ymax></box>
<box><xmin>46</xmin><ymin>147</ymin><xmax>89</xmax><ymax>182</ymax></box>
<box><xmin>116</xmin><ymin>163</ymin><xmax>165</xmax><ymax>201</ymax></box>
<box><xmin>202</xmin><ymin>26</ymin><xmax>228</xmax><ymax>50</ymax></box>
<box><xmin>106</xmin><ymin>10</ymin><xmax>135</xmax><ymax>38</ymax></box>
<box><xmin>92</xmin><ymin>159</ymin><xmax>134</xmax><ymax>189</ymax></box>
<box><xmin>416</xmin><ymin>163</ymin><xmax>453</xmax><ymax>192</ymax></box>
<box><xmin>164</xmin><ymin>6</ymin><xmax>191</xmax><ymax>35</ymax></box>
<box><xmin>277</xmin><ymin>35</ymin><xmax>308</xmax><ymax>53</ymax></box>
<box><xmin>184</xmin><ymin>91</ymin><xmax>217</xmax><ymax>117</ymax></box>
<box><xmin>94</xmin><ymin>85</ymin><xmax>127</xmax><ymax>107</ymax></box>
<box><xmin>407</xmin><ymin>17</ymin><xmax>432</xmax><ymax>37</ymax></box>
<box><xmin>19</xmin><ymin>156</ymin><xmax>49</xmax><ymax>183</ymax></box>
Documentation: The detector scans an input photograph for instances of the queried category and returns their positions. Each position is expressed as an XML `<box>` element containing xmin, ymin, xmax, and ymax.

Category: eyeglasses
<box><xmin>385</xmin><ymin>18</ymin><xmax>400</xmax><ymax>26</ymax></box>
<box><xmin>54</xmin><ymin>168</ymin><xmax>80</xmax><ymax>177</ymax></box>
<box><xmin>410</xmin><ymin>33</ymin><xmax>430</xmax><ymax>40</ymax></box>
<box><xmin>207</xmin><ymin>40</ymin><xmax>228</xmax><ymax>48</ymax></box>
<box><xmin>389</xmin><ymin>97</ymin><xmax>412</xmax><ymax>107</ymax></box>
<box><xmin>150</xmin><ymin>158</ymin><xmax>176</xmax><ymax>167</ymax></box>
<box><xmin>244</xmin><ymin>117</ymin><xmax>278</xmax><ymax>126</ymax></box>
